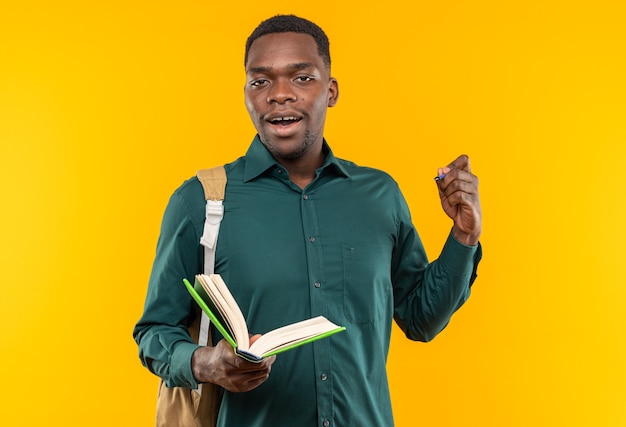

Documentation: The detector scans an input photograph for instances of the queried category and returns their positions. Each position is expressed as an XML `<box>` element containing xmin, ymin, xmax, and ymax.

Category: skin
<box><xmin>192</xmin><ymin>334</ymin><xmax>274</xmax><ymax>393</ymax></box>
<box><xmin>436</xmin><ymin>155</ymin><xmax>482</xmax><ymax>246</ymax></box>
<box><xmin>244</xmin><ymin>32</ymin><xmax>339</xmax><ymax>189</ymax></box>
<box><xmin>192</xmin><ymin>31</ymin><xmax>482</xmax><ymax>392</ymax></box>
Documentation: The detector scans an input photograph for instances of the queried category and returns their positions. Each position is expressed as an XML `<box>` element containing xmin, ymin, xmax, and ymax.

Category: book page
<box><xmin>198</xmin><ymin>274</ymin><xmax>250</xmax><ymax>350</ymax></box>
<box><xmin>248</xmin><ymin>316</ymin><xmax>343</xmax><ymax>357</ymax></box>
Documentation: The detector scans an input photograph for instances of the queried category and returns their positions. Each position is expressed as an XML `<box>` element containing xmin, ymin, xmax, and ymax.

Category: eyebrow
<box><xmin>248</xmin><ymin>62</ymin><xmax>316</xmax><ymax>74</ymax></box>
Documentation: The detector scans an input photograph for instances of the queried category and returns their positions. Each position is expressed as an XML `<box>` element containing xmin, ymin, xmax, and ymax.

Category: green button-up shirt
<box><xmin>134</xmin><ymin>136</ymin><xmax>481</xmax><ymax>426</ymax></box>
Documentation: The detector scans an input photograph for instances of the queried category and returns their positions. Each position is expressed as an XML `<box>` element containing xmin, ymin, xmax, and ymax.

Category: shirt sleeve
<box><xmin>132</xmin><ymin>186</ymin><xmax>205</xmax><ymax>388</ymax></box>
<box><xmin>391</xmin><ymin>186</ymin><xmax>482</xmax><ymax>342</ymax></box>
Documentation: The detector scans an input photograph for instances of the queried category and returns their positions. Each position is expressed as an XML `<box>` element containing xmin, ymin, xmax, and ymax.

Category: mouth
<box><xmin>266</xmin><ymin>115</ymin><xmax>303</xmax><ymax>127</ymax></box>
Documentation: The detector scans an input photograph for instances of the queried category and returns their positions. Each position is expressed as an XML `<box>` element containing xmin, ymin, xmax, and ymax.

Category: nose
<box><xmin>266</xmin><ymin>79</ymin><xmax>296</xmax><ymax>104</ymax></box>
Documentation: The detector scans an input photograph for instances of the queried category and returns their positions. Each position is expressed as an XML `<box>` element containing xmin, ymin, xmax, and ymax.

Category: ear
<box><xmin>328</xmin><ymin>77</ymin><xmax>339</xmax><ymax>107</ymax></box>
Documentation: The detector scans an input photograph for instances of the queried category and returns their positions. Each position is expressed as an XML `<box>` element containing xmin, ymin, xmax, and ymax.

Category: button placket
<box><xmin>300</xmin><ymin>186</ymin><xmax>333</xmax><ymax>424</ymax></box>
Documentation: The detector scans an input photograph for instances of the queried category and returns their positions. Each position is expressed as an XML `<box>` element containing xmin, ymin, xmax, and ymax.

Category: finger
<box><xmin>236</xmin><ymin>361</ymin><xmax>273</xmax><ymax>387</ymax></box>
<box><xmin>440</xmin><ymin>177</ymin><xmax>478</xmax><ymax>199</ymax></box>
<box><xmin>243</xmin><ymin>364</ymin><xmax>272</xmax><ymax>380</ymax></box>
<box><xmin>226</xmin><ymin>365</ymin><xmax>272</xmax><ymax>393</ymax></box>
<box><xmin>230</xmin><ymin>356</ymin><xmax>268</xmax><ymax>372</ymax></box>
<box><xmin>437</xmin><ymin>170</ymin><xmax>477</xmax><ymax>194</ymax></box>
<box><xmin>443</xmin><ymin>187</ymin><xmax>478</xmax><ymax>206</ymax></box>
<box><xmin>229</xmin><ymin>352</ymin><xmax>276</xmax><ymax>373</ymax></box>
<box><xmin>243</xmin><ymin>371</ymin><xmax>272</xmax><ymax>390</ymax></box>
<box><xmin>439</xmin><ymin>185</ymin><xmax>477</xmax><ymax>213</ymax></box>
<box><xmin>435</xmin><ymin>167</ymin><xmax>449</xmax><ymax>181</ymax></box>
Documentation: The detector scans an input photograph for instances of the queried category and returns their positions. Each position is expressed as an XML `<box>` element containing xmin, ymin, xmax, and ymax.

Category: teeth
<box><xmin>271</xmin><ymin>116</ymin><xmax>297</xmax><ymax>122</ymax></box>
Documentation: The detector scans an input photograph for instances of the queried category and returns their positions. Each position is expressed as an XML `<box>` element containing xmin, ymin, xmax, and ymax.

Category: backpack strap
<box><xmin>197</xmin><ymin>166</ymin><xmax>227</xmax><ymax>257</ymax></box>
<box><xmin>195</xmin><ymin>166</ymin><xmax>226</xmax><ymax>397</ymax></box>
<box><xmin>197</xmin><ymin>166</ymin><xmax>227</xmax><ymax>201</ymax></box>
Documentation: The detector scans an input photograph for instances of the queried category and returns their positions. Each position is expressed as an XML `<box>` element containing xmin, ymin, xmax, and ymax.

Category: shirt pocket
<box><xmin>342</xmin><ymin>243</ymin><xmax>392</xmax><ymax>324</ymax></box>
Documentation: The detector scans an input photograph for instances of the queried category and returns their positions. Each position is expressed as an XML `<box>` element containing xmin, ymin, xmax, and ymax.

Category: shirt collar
<box><xmin>243</xmin><ymin>135</ymin><xmax>351</xmax><ymax>182</ymax></box>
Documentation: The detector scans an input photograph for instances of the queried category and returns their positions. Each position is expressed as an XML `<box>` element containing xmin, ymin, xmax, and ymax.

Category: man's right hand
<box><xmin>191</xmin><ymin>334</ymin><xmax>276</xmax><ymax>393</ymax></box>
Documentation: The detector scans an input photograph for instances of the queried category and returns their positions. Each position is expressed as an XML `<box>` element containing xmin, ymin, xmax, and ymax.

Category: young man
<box><xmin>134</xmin><ymin>14</ymin><xmax>482</xmax><ymax>426</ymax></box>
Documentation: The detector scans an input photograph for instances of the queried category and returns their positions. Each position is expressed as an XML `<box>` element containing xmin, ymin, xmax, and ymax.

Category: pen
<box><xmin>434</xmin><ymin>173</ymin><xmax>446</xmax><ymax>182</ymax></box>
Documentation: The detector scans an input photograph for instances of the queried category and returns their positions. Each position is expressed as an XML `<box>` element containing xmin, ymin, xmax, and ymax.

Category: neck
<box><xmin>278</xmin><ymin>150</ymin><xmax>325</xmax><ymax>190</ymax></box>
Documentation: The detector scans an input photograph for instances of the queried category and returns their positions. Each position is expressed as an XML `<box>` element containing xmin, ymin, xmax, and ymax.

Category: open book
<box><xmin>183</xmin><ymin>274</ymin><xmax>346</xmax><ymax>363</ymax></box>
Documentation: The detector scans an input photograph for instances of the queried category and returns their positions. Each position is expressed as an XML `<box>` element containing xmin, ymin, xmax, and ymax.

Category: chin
<box><xmin>260</xmin><ymin>128</ymin><xmax>319</xmax><ymax>161</ymax></box>
<box><xmin>268</xmin><ymin>144</ymin><xmax>306</xmax><ymax>160</ymax></box>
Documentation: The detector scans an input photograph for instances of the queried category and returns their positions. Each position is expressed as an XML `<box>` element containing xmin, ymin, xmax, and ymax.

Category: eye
<box><xmin>250</xmin><ymin>79</ymin><xmax>269</xmax><ymax>87</ymax></box>
<box><xmin>295</xmin><ymin>76</ymin><xmax>314</xmax><ymax>83</ymax></box>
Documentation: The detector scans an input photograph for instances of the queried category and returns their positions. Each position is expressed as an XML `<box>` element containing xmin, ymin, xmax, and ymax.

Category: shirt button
<box><xmin>303</xmin><ymin>194</ymin><xmax>308</xmax><ymax>200</ymax></box>
<box><xmin>323</xmin><ymin>420</ymin><xmax>330</xmax><ymax>427</ymax></box>
<box><xmin>314</xmin><ymin>282</ymin><xmax>321</xmax><ymax>288</ymax></box>
<box><xmin>309</xmin><ymin>236</ymin><xmax>316</xmax><ymax>243</ymax></box>
<box><xmin>320</xmin><ymin>373</ymin><xmax>327</xmax><ymax>381</ymax></box>
<box><xmin>277</xmin><ymin>168</ymin><xmax>283</xmax><ymax>174</ymax></box>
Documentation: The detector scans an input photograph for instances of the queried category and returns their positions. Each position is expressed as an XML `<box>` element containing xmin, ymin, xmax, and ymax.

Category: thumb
<box><xmin>448</xmin><ymin>154</ymin><xmax>471</xmax><ymax>173</ymax></box>
<box><xmin>249</xmin><ymin>334</ymin><xmax>263</xmax><ymax>345</ymax></box>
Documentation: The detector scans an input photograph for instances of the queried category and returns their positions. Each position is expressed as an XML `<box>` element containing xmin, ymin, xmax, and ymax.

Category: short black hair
<box><xmin>245</xmin><ymin>15</ymin><xmax>331</xmax><ymax>70</ymax></box>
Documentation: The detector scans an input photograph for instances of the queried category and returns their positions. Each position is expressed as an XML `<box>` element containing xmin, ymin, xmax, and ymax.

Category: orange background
<box><xmin>1</xmin><ymin>1</ymin><xmax>625</xmax><ymax>426</ymax></box>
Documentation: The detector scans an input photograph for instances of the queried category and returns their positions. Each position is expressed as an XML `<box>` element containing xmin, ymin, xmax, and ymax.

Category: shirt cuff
<box><xmin>169</xmin><ymin>341</ymin><xmax>201</xmax><ymax>389</ymax></box>
<box><xmin>438</xmin><ymin>229</ymin><xmax>482</xmax><ymax>279</ymax></box>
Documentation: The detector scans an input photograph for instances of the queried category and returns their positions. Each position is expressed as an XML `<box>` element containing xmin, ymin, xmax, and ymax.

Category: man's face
<box><xmin>244</xmin><ymin>32</ymin><xmax>338</xmax><ymax>162</ymax></box>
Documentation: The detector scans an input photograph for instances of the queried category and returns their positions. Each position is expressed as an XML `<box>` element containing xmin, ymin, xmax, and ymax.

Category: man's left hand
<box><xmin>436</xmin><ymin>154</ymin><xmax>482</xmax><ymax>246</ymax></box>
